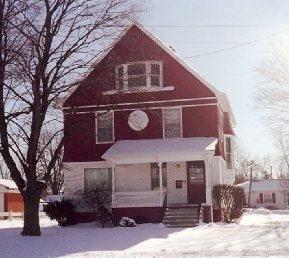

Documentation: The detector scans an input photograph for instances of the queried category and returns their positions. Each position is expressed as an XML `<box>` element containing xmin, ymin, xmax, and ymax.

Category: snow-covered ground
<box><xmin>1</xmin><ymin>209</ymin><xmax>289</xmax><ymax>257</ymax></box>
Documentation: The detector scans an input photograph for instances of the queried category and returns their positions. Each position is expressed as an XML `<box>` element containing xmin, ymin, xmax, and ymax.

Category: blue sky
<box><xmin>140</xmin><ymin>0</ymin><xmax>289</xmax><ymax>158</ymax></box>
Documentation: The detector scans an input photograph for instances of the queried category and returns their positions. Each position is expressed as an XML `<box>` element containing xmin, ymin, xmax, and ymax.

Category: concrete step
<box><xmin>164</xmin><ymin>214</ymin><xmax>198</xmax><ymax>219</ymax></box>
<box><xmin>163</xmin><ymin>219</ymin><xmax>198</xmax><ymax>224</ymax></box>
<box><xmin>163</xmin><ymin>205</ymin><xmax>200</xmax><ymax>228</ymax></box>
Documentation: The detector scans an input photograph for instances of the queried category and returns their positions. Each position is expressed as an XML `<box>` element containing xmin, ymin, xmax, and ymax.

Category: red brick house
<box><xmin>62</xmin><ymin>23</ymin><xmax>235</xmax><ymax>226</ymax></box>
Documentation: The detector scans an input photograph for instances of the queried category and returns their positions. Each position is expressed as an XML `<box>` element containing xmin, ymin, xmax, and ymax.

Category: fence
<box><xmin>0</xmin><ymin>211</ymin><xmax>46</xmax><ymax>220</ymax></box>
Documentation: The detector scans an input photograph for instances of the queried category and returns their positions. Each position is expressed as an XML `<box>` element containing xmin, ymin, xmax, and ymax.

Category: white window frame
<box><xmin>162</xmin><ymin>107</ymin><xmax>183</xmax><ymax>138</ymax></box>
<box><xmin>115</xmin><ymin>61</ymin><xmax>163</xmax><ymax>90</ymax></box>
<box><xmin>224</xmin><ymin>135</ymin><xmax>234</xmax><ymax>169</ymax></box>
<box><xmin>95</xmin><ymin>111</ymin><xmax>115</xmax><ymax>144</ymax></box>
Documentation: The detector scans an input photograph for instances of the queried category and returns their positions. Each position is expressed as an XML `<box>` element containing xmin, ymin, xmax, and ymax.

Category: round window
<box><xmin>128</xmin><ymin>110</ymin><xmax>149</xmax><ymax>131</ymax></box>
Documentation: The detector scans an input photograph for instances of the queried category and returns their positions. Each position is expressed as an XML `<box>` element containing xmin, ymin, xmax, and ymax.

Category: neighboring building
<box><xmin>0</xmin><ymin>179</ymin><xmax>24</xmax><ymax>214</ymax></box>
<box><xmin>237</xmin><ymin>179</ymin><xmax>289</xmax><ymax>210</ymax></box>
<box><xmin>62</xmin><ymin>22</ymin><xmax>236</xmax><ymax>225</ymax></box>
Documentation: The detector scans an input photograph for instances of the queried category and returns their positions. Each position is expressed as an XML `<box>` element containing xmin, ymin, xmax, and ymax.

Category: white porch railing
<box><xmin>112</xmin><ymin>191</ymin><xmax>164</xmax><ymax>208</ymax></box>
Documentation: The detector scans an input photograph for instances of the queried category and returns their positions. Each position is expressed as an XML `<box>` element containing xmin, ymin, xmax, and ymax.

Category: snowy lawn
<box><xmin>1</xmin><ymin>209</ymin><xmax>289</xmax><ymax>257</ymax></box>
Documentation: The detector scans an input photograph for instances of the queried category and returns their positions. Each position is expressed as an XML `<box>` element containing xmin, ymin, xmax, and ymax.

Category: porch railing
<box><xmin>112</xmin><ymin>190</ymin><xmax>164</xmax><ymax>208</ymax></box>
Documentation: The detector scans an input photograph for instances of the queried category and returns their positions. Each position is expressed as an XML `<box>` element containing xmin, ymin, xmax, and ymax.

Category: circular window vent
<box><xmin>128</xmin><ymin>110</ymin><xmax>149</xmax><ymax>131</ymax></box>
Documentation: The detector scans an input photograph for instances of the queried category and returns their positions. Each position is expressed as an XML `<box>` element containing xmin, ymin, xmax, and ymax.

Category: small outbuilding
<box><xmin>236</xmin><ymin>179</ymin><xmax>289</xmax><ymax>210</ymax></box>
<box><xmin>0</xmin><ymin>179</ymin><xmax>24</xmax><ymax>214</ymax></box>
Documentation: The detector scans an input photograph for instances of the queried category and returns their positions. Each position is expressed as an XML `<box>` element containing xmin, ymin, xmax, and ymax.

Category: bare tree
<box><xmin>38</xmin><ymin>131</ymin><xmax>64</xmax><ymax>195</ymax></box>
<box><xmin>274</xmin><ymin>130</ymin><xmax>289</xmax><ymax>178</ymax></box>
<box><xmin>0</xmin><ymin>0</ymin><xmax>141</xmax><ymax>236</ymax></box>
<box><xmin>256</xmin><ymin>40</ymin><xmax>289</xmax><ymax>131</ymax></box>
<box><xmin>234</xmin><ymin>143</ymin><xmax>274</xmax><ymax>184</ymax></box>
<box><xmin>0</xmin><ymin>157</ymin><xmax>10</xmax><ymax>179</ymax></box>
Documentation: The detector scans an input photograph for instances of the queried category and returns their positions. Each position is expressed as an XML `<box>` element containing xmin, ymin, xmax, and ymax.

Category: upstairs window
<box><xmin>116</xmin><ymin>61</ymin><xmax>162</xmax><ymax>89</ymax></box>
<box><xmin>96</xmin><ymin>112</ymin><xmax>114</xmax><ymax>143</ymax></box>
<box><xmin>225</xmin><ymin>137</ymin><xmax>233</xmax><ymax>169</ymax></box>
<box><xmin>163</xmin><ymin>108</ymin><xmax>182</xmax><ymax>138</ymax></box>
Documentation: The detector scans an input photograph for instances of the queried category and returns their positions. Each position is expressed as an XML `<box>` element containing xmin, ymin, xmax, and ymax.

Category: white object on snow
<box><xmin>119</xmin><ymin>217</ymin><xmax>136</xmax><ymax>227</ymax></box>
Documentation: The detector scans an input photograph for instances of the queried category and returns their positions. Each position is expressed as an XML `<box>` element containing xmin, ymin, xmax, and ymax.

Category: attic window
<box><xmin>116</xmin><ymin>61</ymin><xmax>163</xmax><ymax>89</ymax></box>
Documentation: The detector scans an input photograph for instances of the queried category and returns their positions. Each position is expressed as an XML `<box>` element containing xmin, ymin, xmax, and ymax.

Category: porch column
<box><xmin>158</xmin><ymin>162</ymin><xmax>164</xmax><ymax>205</ymax></box>
<box><xmin>204</xmin><ymin>153</ymin><xmax>214</xmax><ymax>222</ymax></box>
<box><xmin>112</xmin><ymin>164</ymin><xmax>115</xmax><ymax>192</ymax></box>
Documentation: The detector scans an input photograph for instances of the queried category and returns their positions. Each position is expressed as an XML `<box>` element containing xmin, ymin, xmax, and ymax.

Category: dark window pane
<box><xmin>128</xmin><ymin>75</ymin><xmax>147</xmax><ymax>88</ymax></box>
<box><xmin>226</xmin><ymin>138</ymin><xmax>231</xmax><ymax>153</ymax></box>
<box><xmin>128</xmin><ymin>63</ymin><xmax>145</xmax><ymax>75</ymax></box>
<box><xmin>151</xmin><ymin>75</ymin><xmax>160</xmax><ymax>86</ymax></box>
<box><xmin>151</xmin><ymin>163</ymin><xmax>167</xmax><ymax>190</ymax></box>
<box><xmin>164</xmin><ymin>124</ymin><xmax>181</xmax><ymax>138</ymax></box>
<box><xmin>98</xmin><ymin>128</ymin><xmax>112</xmax><ymax>142</ymax></box>
<box><xmin>117</xmin><ymin>79</ymin><xmax>124</xmax><ymax>89</ymax></box>
<box><xmin>151</xmin><ymin>64</ymin><xmax>160</xmax><ymax>75</ymax></box>
<box><xmin>117</xmin><ymin>66</ymin><xmax>123</xmax><ymax>77</ymax></box>
<box><xmin>226</xmin><ymin>153</ymin><xmax>232</xmax><ymax>169</ymax></box>
<box><xmin>97</xmin><ymin>113</ymin><xmax>113</xmax><ymax>142</ymax></box>
<box><xmin>84</xmin><ymin>168</ymin><xmax>112</xmax><ymax>191</ymax></box>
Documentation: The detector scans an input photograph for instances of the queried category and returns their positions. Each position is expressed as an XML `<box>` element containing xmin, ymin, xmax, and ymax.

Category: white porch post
<box><xmin>112</xmin><ymin>163</ymin><xmax>116</xmax><ymax>192</ymax></box>
<box><xmin>158</xmin><ymin>162</ymin><xmax>164</xmax><ymax>206</ymax></box>
<box><xmin>204</xmin><ymin>153</ymin><xmax>214</xmax><ymax>222</ymax></box>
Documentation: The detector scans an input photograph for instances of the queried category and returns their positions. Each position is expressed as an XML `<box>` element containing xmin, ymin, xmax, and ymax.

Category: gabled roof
<box><xmin>236</xmin><ymin>179</ymin><xmax>289</xmax><ymax>192</ymax></box>
<box><xmin>63</xmin><ymin>22</ymin><xmax>235</xmax><ymax>124</ymax></box>
<box><xmin>102</xmin><ymin>137</ymin><xmax>217</xmax><ymax>164</ymax></box>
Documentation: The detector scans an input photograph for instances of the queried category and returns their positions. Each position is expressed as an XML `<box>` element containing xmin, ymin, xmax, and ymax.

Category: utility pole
<box><xmin>248</xmin><ymin>161</ymin><xmax>254</xmax><ymax>207</ymax></box>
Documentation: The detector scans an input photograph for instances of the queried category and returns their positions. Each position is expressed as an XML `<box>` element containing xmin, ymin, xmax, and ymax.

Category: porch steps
<box><xmin>163</xmin><ymin>205</ymin><xmax>200</xmax><ymax>228</ymax></box>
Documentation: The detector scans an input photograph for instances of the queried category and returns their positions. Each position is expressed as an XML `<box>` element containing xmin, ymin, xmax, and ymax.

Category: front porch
<box><xmin>102</xmin><ymin>137</ymin><xmax>218</xmax><ymax>223</ymax></box>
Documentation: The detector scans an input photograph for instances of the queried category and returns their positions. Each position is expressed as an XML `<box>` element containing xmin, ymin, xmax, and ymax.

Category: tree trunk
<box><xmin>21</xmin><ymin>185</ymin><xmax>43</xmax><ymax>236</ymax></box>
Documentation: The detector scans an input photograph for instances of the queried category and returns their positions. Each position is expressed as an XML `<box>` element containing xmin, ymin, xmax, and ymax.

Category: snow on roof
<box><xmin>0</xmin><ymin>179</ymin><xmax>18</xmax><ymax>190</ymax></box>
<box><xmin>102</xmin><ymin>137</ymin><xmax>217</xmax><ymax>164</ymax></box>
<box><xmin>236</xmin><ymin>179</ymin><xmax>289</xmax><ymax>192</ymax></box>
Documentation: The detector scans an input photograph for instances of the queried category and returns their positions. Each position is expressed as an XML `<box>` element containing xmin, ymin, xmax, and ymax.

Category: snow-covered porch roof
<box><xmin>102</xmin><ymin>137</ymin><xmax>217</xmax><ymax>165</ymax></box>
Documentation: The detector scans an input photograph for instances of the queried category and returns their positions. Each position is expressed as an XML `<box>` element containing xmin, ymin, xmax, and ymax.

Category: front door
<box><xmin>187</xmin><ymin>161</ymin><xmax>206</xmax><ymax>204</ymax></box>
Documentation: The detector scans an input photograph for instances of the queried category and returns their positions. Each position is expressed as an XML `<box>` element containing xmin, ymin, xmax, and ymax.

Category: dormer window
<box><xmin>116</xmin><ymin>61</ymin><xmax>163</xmax><ymax>90</ymax></box>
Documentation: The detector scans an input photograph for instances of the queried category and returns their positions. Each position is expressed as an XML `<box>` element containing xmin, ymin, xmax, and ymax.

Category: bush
<box><xmin>97</xmin><ymin>206</ymin><xmax>113</xmax><ymax>228</ymax></box>
<box><xmin>213</xmin><ymin>184</ymin><xmax>246</xmax><ymax>223</ymax></box>
<box><xmin>76</xmin><ymin>182</ymin><xmax>112</xmax><ymax>228</ymax></box>
<box><xmin>43</xmin><ymin>199</ymin><xmax>76</xmax><ymax>226</ymax></box>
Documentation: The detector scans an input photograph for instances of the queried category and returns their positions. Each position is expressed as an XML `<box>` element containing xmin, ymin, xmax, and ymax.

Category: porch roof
<box><xmin>102</xmin><ymin>137</ymin><xmax>217</xmax><ymax>164</ymax></box>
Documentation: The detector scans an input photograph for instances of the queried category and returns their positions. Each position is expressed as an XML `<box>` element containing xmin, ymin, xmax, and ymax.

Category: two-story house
<box><xmin>62</xmin><ymin>22</ymin><xmax>235</xmax><ymax>226</ymax></box>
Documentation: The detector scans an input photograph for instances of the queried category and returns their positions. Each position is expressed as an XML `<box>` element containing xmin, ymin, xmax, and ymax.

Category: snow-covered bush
<box><xmin>43</xmin><ymin>199</ymin><xmax>76</xmax><ymax>226</ymax></box>
<box><xmin>119</xmin><ymin>217</ymin><xmax>136</xmax><ymax>227</ymax></box>
<box><xmin>213</xmin><ymin>184</ymin><xmax>246</xmax><ymax>223</ymax></box>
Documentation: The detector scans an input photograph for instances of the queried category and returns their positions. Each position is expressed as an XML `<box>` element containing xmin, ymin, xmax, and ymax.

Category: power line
<box><xmin>167</xmin><ymin>41</ymin><xmax>289</xmax><ymax>46</ymax></box>
<box><xmin>143</xmin><ymin>25</ymin><xmax>287</xmax><ymax>28</ymax></box>
<box><xmin>184</xmin><ymin>29</ymin><xmax>289</xmax><ymax>59</ymax></box>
